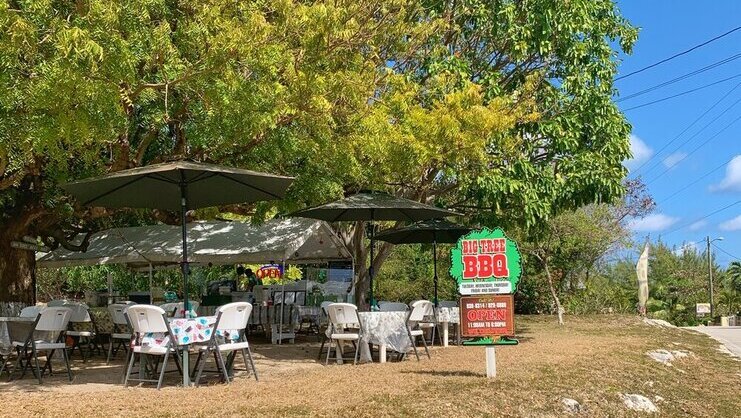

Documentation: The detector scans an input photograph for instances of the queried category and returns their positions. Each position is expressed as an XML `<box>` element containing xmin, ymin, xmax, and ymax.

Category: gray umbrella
<box><xmin>375</xmin><ymin>219</ymin><xmax>471</xmax><ymax>307</ymax></box>
<box><xmin>289</xmin><ymin>192</ymin><xmax>459</xmax><ymax>307</ymax></box>
<box><xmin>63</xmin><ymin>161</ymin><xmax>293</xmax><ymax>385</ymax></box>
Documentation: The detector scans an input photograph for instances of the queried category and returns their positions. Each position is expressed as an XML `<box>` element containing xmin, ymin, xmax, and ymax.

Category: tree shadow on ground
<box><xmin>400</xmin><ymin>370</ymin><xmax>484</xmax><ymax>378</ymax></box>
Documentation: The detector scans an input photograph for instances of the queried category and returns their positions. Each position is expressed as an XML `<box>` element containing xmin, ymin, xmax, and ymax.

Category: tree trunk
<box><xmin>0</xmin><ymin>235</ymin><xmax>36</xmax><ymax>308</ymax></box>
<box><xmin>345</xmin><ymin>221</ymin><xmax>394</xmax><ymax>310</ymax></box>
<box><xmin>542</xmin><ymin>258</ymin><xmax>564</xmax><ymax>325</ymax></box>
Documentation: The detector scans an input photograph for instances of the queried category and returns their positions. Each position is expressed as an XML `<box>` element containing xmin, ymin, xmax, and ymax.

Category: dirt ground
<box><xmin>0</xmin><ymin>315</ymin><xmax>739</xmax><ymax>417</ymax></box>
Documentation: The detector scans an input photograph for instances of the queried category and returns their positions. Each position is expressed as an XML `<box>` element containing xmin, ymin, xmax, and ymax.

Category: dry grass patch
<box><xmin>0</xmin><ymin>315</ymin><xmax>738</xmax><ymax>417</ymax></box>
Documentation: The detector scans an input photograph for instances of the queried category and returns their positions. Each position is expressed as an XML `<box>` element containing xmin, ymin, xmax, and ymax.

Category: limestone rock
<box><xmin>561</xmin><ymin>398</ymin><xmax>582</xmax><ymax>414</ymax></box>
<box><xmin>620</xmin><ymin>394</ymin><xmax>658</xmax><ymax>413</ymax></box>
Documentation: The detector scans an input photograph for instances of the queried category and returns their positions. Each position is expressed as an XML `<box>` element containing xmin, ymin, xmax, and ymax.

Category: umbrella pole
<box><xmin>433</xmin><ymin>240</ymin><xmax>438</xmax><ymax>308</ymax></box>
<box><xmin>368</xmin><ymin>214</ymin><xmax>375</xmax><ymax>311</ymax></box>
<box><xmin>179</xmin><ymin>177</ymin><xmax>191</xmax><ymax>386</ymax></box>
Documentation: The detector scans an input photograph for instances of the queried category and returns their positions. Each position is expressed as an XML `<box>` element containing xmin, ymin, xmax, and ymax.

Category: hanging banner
<box><xmin>460</xmin><ymin>294</ymin><xmax>515</xmax><ymax>338</ymax></box>
<box><xmin>449</xmin><ymin>228</ymin><xmax>522</xmax><ymax>295</ymax></box>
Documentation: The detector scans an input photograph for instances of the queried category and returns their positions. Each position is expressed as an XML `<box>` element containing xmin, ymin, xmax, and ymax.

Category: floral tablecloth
<box><xmin>437</xmin><ymin>307</ymin><xmax>460</xmax><ymax>324</ymax></box>
<box><xmin>140</xmin><ymin>316</ymin><xmax>216</xmax><ymax>348</ymax></box>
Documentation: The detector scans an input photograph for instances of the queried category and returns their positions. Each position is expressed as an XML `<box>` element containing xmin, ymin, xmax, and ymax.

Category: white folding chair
<box><xmin>65</xmin><ymin>302</ymin><xmax>98</xmax><ymax>361</ymax></box>
<box><xmin>4</xmin><ymin>307</ymin><xmax>73</xmax><ymax>384</ymax></box>
<box><xmin>107</xmin><ymin>304</ymin><xmax>132</xmax><ymax>363</ymax></box>
<box><xmin>406</xmin><ymin>300</ymin><xmax>433</xmax><ymax>360</ymax></box>
<box><xmin>124</xmin><ymin>305</ymin><xmax>182</xmax><ymax>389</ymax></box>
<box><xmin>19</xmin><ymin>306</ymin><xmax>42</xmax><ymax>318</ymax></box>
<box><xmin>193</xmin><ymin>302</ymin><xmax>257</xmax><ymax>386</ymax></box>
<box><xmin>378</xmin><ymin>301</ymin><xmax>409</xmax><ymax>312</ymax></box>
<box><xmin>325</xmin><ymin>303</ymin><xmax>362</xmax><ymax>365</ymax></box>
<box><xmin>410</xmin><ymin>299</ymin><xmax>442</xmax><ymax>346</ymax></box>
<box><xmin>316</xmin><ymin>301</ymin><xmax>334</xmax><ymax>360</ymax></box>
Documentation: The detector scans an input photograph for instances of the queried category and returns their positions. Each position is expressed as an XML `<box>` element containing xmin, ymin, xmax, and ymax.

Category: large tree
<box><xmin>0</xmin><ymin>0</ymin><xmax>637</xmax><ymax>307</ymax></box>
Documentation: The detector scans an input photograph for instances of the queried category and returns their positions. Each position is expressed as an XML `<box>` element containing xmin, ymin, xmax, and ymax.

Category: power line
<box><xmin>623</xmin><ymin>73</ymin><xmax>741</xmax><ymax>112</ymax></box>
<box><xmin>616</xmin><ymin>25</ymin><xmax>741</xmax><ymax>81</ymax></box>
<box><xmin>662</xmin><ymin>200</ymin><xmax>741</xmax><ymax>237</ymax></box>
<box><xmin>647</xmin><ymin>112</ymin><xmax>741</xmax><ymax>184</ymax></box>
<box><xmin>656</xmin><ymin>156</ymin><xmax>735</xmax><ymax>205</ymax></box>
<box><xmin>630</xmin><ymin>83</ymin><xmax>741</xmax><ymax>175</ymax></box>
<box><xmin>712</xmin><ymin>243</ymin><xmax>740</xmax><ymax>261</ymax></box>
<box><xmin>616</xmin><ymin>52</ymin><xmax>741</xmax><ymax>103</ymax></box>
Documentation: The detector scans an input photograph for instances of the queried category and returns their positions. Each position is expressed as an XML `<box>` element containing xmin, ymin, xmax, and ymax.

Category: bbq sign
<box><xmin>450</xmin><ymin>228</ymin><xmax>522</xmax><ymax>295</ymax></box>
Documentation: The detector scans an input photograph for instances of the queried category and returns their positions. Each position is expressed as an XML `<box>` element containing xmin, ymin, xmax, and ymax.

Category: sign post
<box><xmin>450</xmin><ymin>227</ymin><xmax>522</xmax><ymax>377</ymax></box>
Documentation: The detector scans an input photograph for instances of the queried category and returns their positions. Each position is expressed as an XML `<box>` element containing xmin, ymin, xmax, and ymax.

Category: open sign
<box><xmin>256</xmin><ymin>264</ymin><xmax>283</xmax><ymax>280</ymax></box>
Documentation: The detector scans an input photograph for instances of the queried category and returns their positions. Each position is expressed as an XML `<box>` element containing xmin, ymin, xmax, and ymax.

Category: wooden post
<box><xmin>486</xmin><ymin>346</ymin><xmax>496</xmax><ymax>378</ymax></box>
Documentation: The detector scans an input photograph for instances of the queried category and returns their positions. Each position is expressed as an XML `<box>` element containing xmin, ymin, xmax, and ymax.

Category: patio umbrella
<box><xmin>62</xmin><ymin>160</ymin><xmax>293</xmax><ymax>385</ymax></box>
<box><xmin>289</xmin><ymin>192</ymin><xmax>459</xmax><ymax>308</ymax></box>
<box><xmin>375</xmin><ymin>219</ymin><xmax>471</xmax><ymax>307</ymax></box>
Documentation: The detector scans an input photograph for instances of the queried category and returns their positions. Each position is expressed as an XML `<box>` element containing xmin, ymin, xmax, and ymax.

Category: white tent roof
<box><xmin>37</xmin><ymin>218</ymin><xmax>351</xmax><ymax>268</ymax></box>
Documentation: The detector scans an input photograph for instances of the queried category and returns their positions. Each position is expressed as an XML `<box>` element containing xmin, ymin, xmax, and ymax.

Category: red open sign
<box><xmin>460</xmin><ymin>294</ymin><xmax>515</xmax><ymax>337</ymax></box>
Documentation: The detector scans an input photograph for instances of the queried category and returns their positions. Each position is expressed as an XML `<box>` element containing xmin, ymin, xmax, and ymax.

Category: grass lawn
<box><xmin>0</xmin><ymin>315</ymin><xmax>738</xmax><ymax>417</ymax></box>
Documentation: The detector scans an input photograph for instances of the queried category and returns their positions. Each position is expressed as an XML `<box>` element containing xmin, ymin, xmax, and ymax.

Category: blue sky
<box><xmin>616</xmin><ymin>0</ymin><xmax>741</xmax><ymax>265</ymax></box>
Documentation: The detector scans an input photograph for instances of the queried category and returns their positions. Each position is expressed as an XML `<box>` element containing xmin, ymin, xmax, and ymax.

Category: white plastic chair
<box><xmin>316</xmin><ymin>301</ymin><xmax>335</xmax><ymax>360</ymax></box>
<box><xmin>124</xmin><ymin>305</ymin><xmax>182</xmax><ymax>389</ymax></box>
<box><xmin>65</xmin><ymin>302</ymin><xmax>98</xmax><ymax>361</ymax></box>
<box><xmin>107</xmin><ymin>304</ymin><xmax>132</xmax><ymax>363</ymax></box>
<box><xmin>19</xmin><ymin>306</ymin><xmax>42</xmax><ymax>318</ymax></box>
<box><xmin>325</xmin><ymin>303</ymin><xmax>362</xmax><ymax>365</ymax></box>
<box><xmin>406</xmin><ymin>300</ymin><xmax>433</xmax><ymax>360</ymax></box>
<box><xmin>193</xmin><ymin>302</ymin><xmax>257</xmax><ymax>386</ymax></box>
<box><xmin>4</xmin><ymin>307</ymin><xmax>73</xmax><ymax>384</ymax></box>
<box><xmin>378</xmin><ymin>301</ymin><xmax>409</xmax><ymax>312</ymax></box>
<box><xmin>409</xmin><ymin>299</ymin><xmax>442</xmax><ymax>346</ymax></box>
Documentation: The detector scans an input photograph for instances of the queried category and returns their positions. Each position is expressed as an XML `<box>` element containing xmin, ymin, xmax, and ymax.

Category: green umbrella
<box><xmin>289</xmin><ymin>192</ymin><xmax>459</xmax><ymax>308</ymax></box>
<box><xmin>375</xmin><ymin>219</ymin><xmax>471</xmax><ymax>307</ymax></box>
<box><xmin>63</xmin><ymin>160</ymin><xmax>293</xmax><ymax>385</ymax></box>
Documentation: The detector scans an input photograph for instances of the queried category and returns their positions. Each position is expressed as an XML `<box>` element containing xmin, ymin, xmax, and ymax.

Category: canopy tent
<box><xmin>37</xmin><ymin>218</ymin><xmax>352</xmax><ymax>268</ymax></box>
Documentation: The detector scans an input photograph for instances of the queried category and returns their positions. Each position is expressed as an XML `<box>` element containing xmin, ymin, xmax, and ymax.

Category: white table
<box><xmin>436</xmin><ymin>307</ymin><xmax>460</xmax><ymax>347</ymax></box>
<box><xmin>328</xmin><ymin>311</ymin><xmax>410</xmax><ymax>364</ymax></box>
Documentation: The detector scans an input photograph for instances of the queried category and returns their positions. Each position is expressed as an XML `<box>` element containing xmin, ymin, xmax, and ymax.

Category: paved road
<box><xmin>686</xmin><ymin>326</ymin><xmax>741</xmax><ymax>357</ymax></box>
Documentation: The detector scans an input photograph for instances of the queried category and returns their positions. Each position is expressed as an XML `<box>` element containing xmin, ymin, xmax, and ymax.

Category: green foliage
<box><xmin>375</xmin><ymin>243</ymin><xmax>457</xmax><ymax>304</ymax></box>
<box><xmin>0</xmin><ymin>0</ymin><xmax>639</xmax><ymax>306</ymax></box>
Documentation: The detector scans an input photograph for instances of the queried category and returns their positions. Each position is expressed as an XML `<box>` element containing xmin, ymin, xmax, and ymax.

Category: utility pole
<box><xmin>706</xmin><ymin>236</ymin><xmax>714</xmax><ymax>319</ymax></box>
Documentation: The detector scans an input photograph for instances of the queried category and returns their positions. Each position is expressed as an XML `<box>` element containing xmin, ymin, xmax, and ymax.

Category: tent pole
<box><xmin>433</xmin><ymin>240</ymin><xmax>438</xmax><ymax>308</ymax></box>
<box><xmin>279</xmin><ymin>260</ymin><xmax>286</xmax><ymax>345</ymax></box>
<box><xmin>368</xmin><ymin>211</ymin><xmax>375</xmax><ymax>311</ymax></box>
<box><xmin>178</xmin><ymin>172</ymin><xmax>190</xmax><ymax>386</ymax></box>
<box><xmin>149</xmin><ymin>263</ymin><xmax>153</xmax><ymax>304</ymax></box>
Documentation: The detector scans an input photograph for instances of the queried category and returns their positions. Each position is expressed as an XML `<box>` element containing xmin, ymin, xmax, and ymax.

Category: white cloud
<box><xmin>711</xmin><ymin>155</ymin><xmax>741</xmax><ymax>192</ymax></box>
<box><xmin>719</xmin><ymin>214</ymin><xmax>741</xmax><ymax>231</ymax></box>
<box><xmin>628</xmin><ymin>213</ymin><xmax>679</xmax><ymax>232</ymax></box>
<box><xmin>624</xmin><ymin>134</ymin><xmax>653</xmax><ymax>171</ymax></box>
<box><xmin>674</xmin><ymin>241</ymin><xmax>698</xmax><ymax>256</ymax></box>
<box><xmin>688</xmin><ymin>220</ymin><xmax>707</xmax><ymax>231</ymax></box>
<box><xmin>662</xmin><ymin>152</ymin><xmax>687</xmax><ymax>169</ymax></box>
